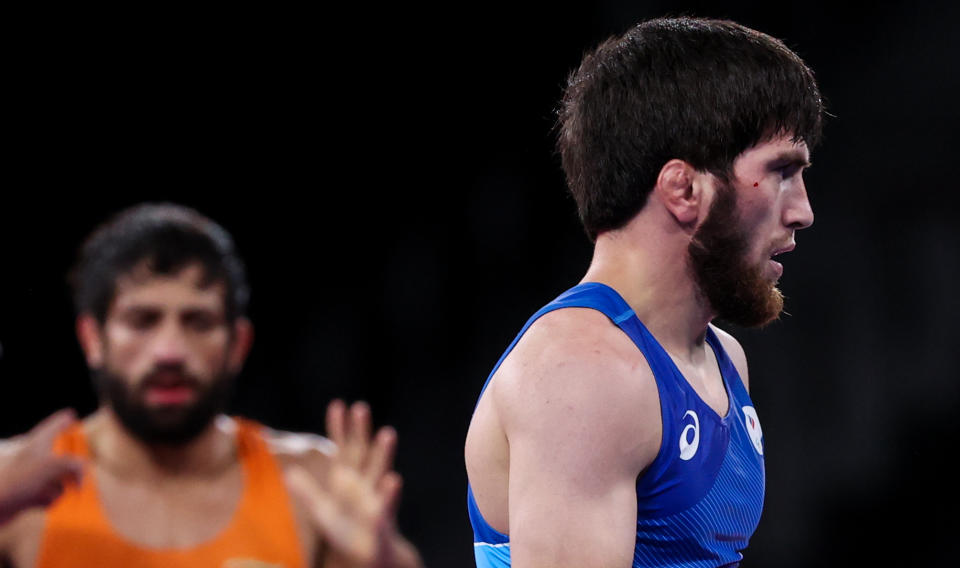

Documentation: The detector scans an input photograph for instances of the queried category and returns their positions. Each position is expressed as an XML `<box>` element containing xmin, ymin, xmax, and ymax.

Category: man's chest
<box><xmin>5</xmin><ymin>465</ymin><xmax>245</xmax><ymax>568</ymax></box>
<box><xmin>93</xmin><ymin>464</ymin><xmax>245</xmax><ymax>549</ymax></box>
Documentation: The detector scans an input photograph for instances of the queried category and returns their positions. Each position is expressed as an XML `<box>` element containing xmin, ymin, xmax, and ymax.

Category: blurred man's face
<box><xmin>90</xmin><ymin>263</ymin><xmax>241</xmax><ymax>445</ymax></box>
<box><xmin>689</xmin><ymin>134</ymin><xmax>814</xmax><ymax>327</ymax></box>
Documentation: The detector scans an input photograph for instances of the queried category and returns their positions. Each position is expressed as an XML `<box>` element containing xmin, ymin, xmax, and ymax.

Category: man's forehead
<box><xmin>112</xmin><ymin>262</ymin><xmax>226</xmax><ymax>310</ymax></box>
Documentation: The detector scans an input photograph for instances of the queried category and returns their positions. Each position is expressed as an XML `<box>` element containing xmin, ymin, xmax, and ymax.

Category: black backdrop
<box><xmin>3</xmin><ymin>1</ymin><xmax>958</xmax><ymax>565</ymax></box>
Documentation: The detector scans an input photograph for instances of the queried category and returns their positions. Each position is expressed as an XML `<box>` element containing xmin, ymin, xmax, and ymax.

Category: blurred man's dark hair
<box><xmin>69</xmin><ymin>203</ymin><xmax>249</xmax><ymax>323</ymax></box>
<box><xmin>557</xmin><ymin>17</ymin><xmax>825</xmax><ymax>241</ymax></box>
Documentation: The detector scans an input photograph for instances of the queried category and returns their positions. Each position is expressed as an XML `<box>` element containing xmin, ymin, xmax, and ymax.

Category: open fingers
<box><xmin>342</xmin><ymin>401</ymin><xmax>371</xmax><ymax>468</ymax></box>
<box><xmin>363</xmin><ymin>426</ymin><xmax>397</xmax><ymax>484</ymax></box>
<box><xmin>325</xmin><ymin>399</ymin><xmax>347</xmax><ymax>449</ymax></box>
<box><xmin>327</xmin><ymin>400</ymin><xmax>373</xmax><ymax>468</ymax></box>
<box><xmin>326</xmin><ymin>399</ymin><xmax>399</xmax><ymax>484</ymax></box>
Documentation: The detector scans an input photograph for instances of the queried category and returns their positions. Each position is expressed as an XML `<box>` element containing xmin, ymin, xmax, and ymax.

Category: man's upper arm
<box><xmin>494</xmin><ymin>315</ymin><xmax>661</xmax><ymax>568</ymax></box>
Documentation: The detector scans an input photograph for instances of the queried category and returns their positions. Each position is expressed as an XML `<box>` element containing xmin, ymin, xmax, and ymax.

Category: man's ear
<box><xmin>653</xmin><ymin>159</ymin><xmax>702</xmax><ymax>225</ymax></box>
<box><xmin>227</xmin><ymin>317</ymin><xmax>254</xmax><ymax>374</ymax></box>
<box><xmin>76</xmin><ymin>313</ymin><xmax>104</xmax><ymax>368</ymax></box>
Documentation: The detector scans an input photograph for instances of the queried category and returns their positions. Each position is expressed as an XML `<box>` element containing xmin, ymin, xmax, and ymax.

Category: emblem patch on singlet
<box><xmin>222</xmin><ymin>559</ymin><xmax>284</xmax><ymax>568</ymax></box>
<box><xmin>678</xmin><ymin>410</ymin><xmax>700</xmax><ymax>460</ymax></box>
<box><xmin>742</xmin><ymin>405</ymin><xmax>763</xmax><ymax>455</ymax></box>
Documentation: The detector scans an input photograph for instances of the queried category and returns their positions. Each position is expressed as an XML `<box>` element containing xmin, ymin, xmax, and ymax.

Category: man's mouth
<box><xmin>145</xmin><ymin>384</ymin><xmax>197</xmax><ymax>405</ymax></box>
<box><xmin>766</xmin><ymin>258</ymin><xmax>784</xmax><ymax>280</ymax></box>
<box><xmin>141</xmin><ymin>372</ymin><xmax>199</xmax><ymax>406</ymax></box>
<box><xmin>766</xmin><ymin>243</ymin><xmax>795</xmax><ymax>280</ymax></box>
<box><xmin>770</xmin><ymin>243</ymin><xmax>796</xmax><ymax>257</ymax></box>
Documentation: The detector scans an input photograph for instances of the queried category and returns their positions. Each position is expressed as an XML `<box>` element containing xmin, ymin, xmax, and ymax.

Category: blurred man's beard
<box><xmin>92</xmin><ymin>365</ymin><xmax>234</xmax><ymax>446</ymax></box>
<box><xmin>688</xmin><ymin>183</ymin><xmax>784</xmax><ymax>328</ymax></box>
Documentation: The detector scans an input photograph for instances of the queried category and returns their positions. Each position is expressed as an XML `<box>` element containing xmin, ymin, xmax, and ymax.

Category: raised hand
<box><xmin>0</xmin><ymin>409</ymin><xmax>84</xmax><ymax>525</ymax></box>
<box><xmin>285</xmin><ymin>400</ymin><xmax>421</xmax><ymax>568</ymax></box>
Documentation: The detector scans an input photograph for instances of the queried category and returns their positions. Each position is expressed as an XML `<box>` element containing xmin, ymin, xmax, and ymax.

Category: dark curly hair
<box><xmin>70</xmin><ymin>203</ymin><xmax>249</xmax><ymax>323</ymax></box>
<box><xmin>557</xmin><ymin>17</ymin><xmax>824</xmax><ymax>241</ymax></box>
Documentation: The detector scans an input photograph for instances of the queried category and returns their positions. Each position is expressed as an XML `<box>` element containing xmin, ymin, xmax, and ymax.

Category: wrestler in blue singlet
<box><xmin>468</xmin><ymin>283</ymin><xmax>766</xmax><ymax>568</ymax></box>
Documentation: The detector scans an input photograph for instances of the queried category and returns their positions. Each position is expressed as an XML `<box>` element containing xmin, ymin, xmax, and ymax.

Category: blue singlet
<box><xmin>468</xmin><ymin>283</ymin><xmax>766</xmax><ymax>567</ymax></box>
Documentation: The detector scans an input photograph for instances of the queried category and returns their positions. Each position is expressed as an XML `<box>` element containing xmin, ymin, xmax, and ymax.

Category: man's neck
<box><xmin>86</xmin><ymin>409</ymin><xmax>237</xmax><ymax>481</ymax></box>
<box><xmin>582</xmin><ymin>214</ymin><xmax>714</xmax><ymax>362</ymax></box>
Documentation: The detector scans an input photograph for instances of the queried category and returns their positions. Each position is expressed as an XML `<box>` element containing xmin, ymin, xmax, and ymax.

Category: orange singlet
<box><xmin>37</xmin><ymin>419</ymin><xmax>306</xmax><ymax>568</ymax></box>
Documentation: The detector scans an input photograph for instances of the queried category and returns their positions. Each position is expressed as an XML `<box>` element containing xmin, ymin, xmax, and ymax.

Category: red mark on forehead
<box><xmin>753</xmin><ymin>182</ymin><xmax>759</xmax><ymax>187</ymax></box>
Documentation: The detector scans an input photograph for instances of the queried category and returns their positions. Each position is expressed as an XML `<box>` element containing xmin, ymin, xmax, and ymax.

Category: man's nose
<box><xmin>784</xmin><ymin>178</ymin><xmax>814</xmax><ymax>230</ymax></box>
<box><xmin>151</xmin><ymin>322</ymin><xmax>188</xmax><ymax>364</ymax></box>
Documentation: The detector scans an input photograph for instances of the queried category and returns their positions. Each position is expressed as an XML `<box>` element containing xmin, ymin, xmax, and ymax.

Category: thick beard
<box><xmin>92</xmin><ymin>365</ymin><xmax>235</xmax><ymax>446</ymax></box>
<box><xmin>688</xmin><ymin>182</ymin><xmax>784</xmax><ymax>328</ymax></box>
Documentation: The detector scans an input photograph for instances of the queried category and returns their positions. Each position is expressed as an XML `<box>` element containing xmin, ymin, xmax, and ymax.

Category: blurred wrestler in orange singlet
<box><xmin>0</xmin><ymin>203</ymin><xmax>422</xmax><ymax>568</ymax></box>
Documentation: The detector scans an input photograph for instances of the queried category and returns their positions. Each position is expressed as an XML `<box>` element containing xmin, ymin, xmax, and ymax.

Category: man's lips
<box><xmin>766</xmin><ymin>243</ymin><xmax>795</xmax><ymax>280</ymax></box>
<box><xmin>767</xmin><ymin>259</ymin><xmax>784</xmax><ymax>279</ymax></box>
<box><xmin>145</xmin><ymin>385</ymin><xmax>197</xmax><ymax>405</ymax></box>
<box><xmin>770</xmin><ymin>243</ymin><xmax>796</xmax><ymax>257</ymax></box>
<box><xmin>141</xmin><ymin>372</ymin><xmax>200</xmax><ymax>405</ymax></box>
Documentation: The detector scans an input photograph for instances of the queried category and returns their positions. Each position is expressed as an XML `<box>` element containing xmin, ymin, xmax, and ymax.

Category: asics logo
<box><xmin>678</xmin><ymin>410</ymin><xmax>700</xmax><ymax>461</ymax></box>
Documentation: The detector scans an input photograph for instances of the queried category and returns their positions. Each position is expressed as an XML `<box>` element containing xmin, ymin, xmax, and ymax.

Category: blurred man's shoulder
<box><xmin>258</xmin><ymin>423</ymin><xmax>336</xmax><ymax>475</ymax></box>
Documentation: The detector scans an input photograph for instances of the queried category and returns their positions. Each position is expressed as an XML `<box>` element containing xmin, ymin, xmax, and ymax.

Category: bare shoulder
<box><xmin>709</xmin><ymin>324</ymin><xmax>750</xmax><ymax>391</ymax></box>
<box><xmin>494</xmin><ymin>307</ymin><xmax>659</xmax><ymax>411</ymax></box>
<box><xmin>262</xmin><ymin>426</ymin><xmax>336</xmax><ymax>478</ymax></box>
<box><xmin>492</xmin><ymin>307</ymin><xmax>662</xmax><ymax>470</ymax></box>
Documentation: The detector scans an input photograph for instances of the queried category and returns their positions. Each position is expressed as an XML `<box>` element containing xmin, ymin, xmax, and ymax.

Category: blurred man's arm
<box><xmin>0</xmin><ymin>410</ymin><xmax>82</xmax><ymax>526</ymax></box>
<box><xmin>494</xmin><ymin>317</ymin><xmax>661</xmax><ymax>568</ymax></box>
<box><xmin>0</xmin><ymin>409</ymin><xmax>83</xmax><ymax>565</ymax></box>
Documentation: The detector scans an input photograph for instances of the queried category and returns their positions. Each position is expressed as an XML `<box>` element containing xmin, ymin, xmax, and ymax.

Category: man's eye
<box><xmin>777</xmin><ymin>162</ymin><xmax>809</xmax><ymax>179</ymax></box>
<box><xmin>778</xmin><ymin>165</ymin><xmax>798</xmax><ymax>177</ymax></box>
<box><xmin>184</xmin><ymin>313</ymin><xmax>218</xmax><ymax>331</ymax></box>
<box><xmin>126</xmin><ymin>312</ymin><xmax>159</xmax><ymax>329</ymax></box>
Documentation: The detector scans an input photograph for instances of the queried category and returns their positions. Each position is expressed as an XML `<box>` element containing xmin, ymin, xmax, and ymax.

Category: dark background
<box><xmin>3</xmin><ymin>1</ymin><xmax>958</xmax><ymax>565</ymax></box>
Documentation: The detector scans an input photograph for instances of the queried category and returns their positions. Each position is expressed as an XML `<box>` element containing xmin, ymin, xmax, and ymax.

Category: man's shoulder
<box><xmin>490</xmin><ymin>305</ymin><xmax>662</xmax><ymax>475</ymax></box>
<box><xmin>252</xmin><ymin>422</ymin><xmax>336</xmax><ymax>476</ymax></box>
<box><xmin>493</xmin><ymin>306</ymin><xmax>660</xmax><ymax>434</ymax></box>
<box><xmin>503</xmin><ymin>304</ymin><xmax>652</xmax><ymax>376</ymax></box>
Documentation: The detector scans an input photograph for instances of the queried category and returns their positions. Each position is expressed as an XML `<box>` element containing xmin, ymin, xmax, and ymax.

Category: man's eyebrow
<box><xmin>769</xmin><ymin>151</ymin><xmax>812</xmax><ymax>168</ymax></box>
<box><xmin>117</xmin><ymin>303</ymin><xmax>161</xmax><ymax>312</ymax></box>
<box><xmin>181</xmin><ymin>305</ymin><xmax>225</xmax><ymax>316</ymax></box>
